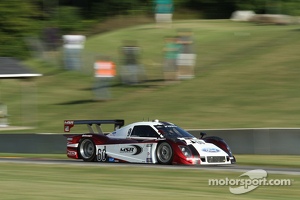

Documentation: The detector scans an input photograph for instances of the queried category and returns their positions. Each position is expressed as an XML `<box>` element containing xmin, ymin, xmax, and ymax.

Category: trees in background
<box><xmin>1</xmin><ymin>0</ymin><xmax>300</xmax><ymax>59</ymax></box>
<box><xmin>183</xmin><ymin>0</ymin><xmax>300</xmax><ymax>18</ymax></box>
<box><xmin>0</xmin><ymin>0</ymin><xmax>41</xmax><ymax>58</ymax></box>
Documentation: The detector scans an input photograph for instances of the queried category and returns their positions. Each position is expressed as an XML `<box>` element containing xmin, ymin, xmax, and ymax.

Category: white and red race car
<box><xmin>64</xmin><ymin>119</ymin><xmax>236</xmax><ymax>165</ymax></box>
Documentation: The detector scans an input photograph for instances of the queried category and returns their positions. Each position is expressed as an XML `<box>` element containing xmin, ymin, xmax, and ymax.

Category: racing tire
<box><xmin>156</xmin><ymin>142</ymin><xmax>173</xmax><ymax>165</ymax></box>
<box><xmin>78</xmin><ymin>139</ymin><xmax>96</xmax><ymax>162</ymax></box>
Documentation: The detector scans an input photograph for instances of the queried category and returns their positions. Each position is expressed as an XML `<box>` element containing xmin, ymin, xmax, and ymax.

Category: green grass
<box><xmin>0</xmin><ymin>162</ymin><xmax>299</xmax><ymax>199</ymax></box>
<box><xmin>234</xmin><ymin>154</ymin><xmax>300</xmax><ymax>168</ymax></box>
<box><xmin>1</xmin><ymin>20</ymin><xmax>300</xmax><ymax>133</ymax></box>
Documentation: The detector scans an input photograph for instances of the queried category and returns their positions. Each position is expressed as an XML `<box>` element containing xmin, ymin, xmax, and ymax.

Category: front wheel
<box><xmin>79</xmin><ymin>139</ymin><xmax>96</xmax><ymax>162</ymax></box>
<box><xmin>156</xmin><ymin>142</ymin><xmax>173</xmax><ymax>164</ymax></box>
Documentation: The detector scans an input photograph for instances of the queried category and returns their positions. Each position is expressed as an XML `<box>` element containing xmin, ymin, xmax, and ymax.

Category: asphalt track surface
<box><xmin>1</xmin><ymin>157</ymin><xmax>299</xmax><ymax>175</ymax></box>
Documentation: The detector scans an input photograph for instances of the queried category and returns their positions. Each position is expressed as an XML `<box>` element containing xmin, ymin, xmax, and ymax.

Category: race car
<box><xmin>64</xmin><ymin>119</ymin><xmax>236</xmax><ymax>165</ymax></box>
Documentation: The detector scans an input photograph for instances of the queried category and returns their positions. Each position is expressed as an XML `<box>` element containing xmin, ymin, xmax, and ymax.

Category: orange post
<box><xmin>94</xmin><ymin>61</ymin><xmax>116</xmax><ymax>78</ymax></box>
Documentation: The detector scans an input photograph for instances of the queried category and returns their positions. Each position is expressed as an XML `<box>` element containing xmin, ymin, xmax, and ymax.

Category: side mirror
<box><xmin>200</xmin><ymin>132</ymin><xmax>207</xmax><ymax>139</ymax></box>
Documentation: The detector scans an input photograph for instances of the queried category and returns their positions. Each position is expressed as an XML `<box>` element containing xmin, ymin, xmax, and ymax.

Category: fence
<box><xmin>0</xmin><ymin>128</ymin><xmax>299</xmax><ymax>154</ymax></box>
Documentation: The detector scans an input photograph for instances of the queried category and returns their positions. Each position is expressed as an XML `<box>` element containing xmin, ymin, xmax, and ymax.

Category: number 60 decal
<box><xmin>97</xmin><ymin>146</ymin><xmax>107</xmax><ymax>162</ymax></box>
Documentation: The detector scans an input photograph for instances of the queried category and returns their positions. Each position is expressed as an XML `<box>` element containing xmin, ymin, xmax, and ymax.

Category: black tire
<box><xmin>78</xmin><ymin>139</ymin><xmax>96</xmax><ymax>162</ymax></box>
<box><xmin>156</xmin><ymin>142</ymin><xmax>173</xmax><ymax>165</ymax></box>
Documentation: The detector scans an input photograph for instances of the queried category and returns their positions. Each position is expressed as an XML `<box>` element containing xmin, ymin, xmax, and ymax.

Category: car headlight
<box><xmin>179</xmin><ymin>145</ymin><xmax>192</xmax><ymax>158</ymax></box>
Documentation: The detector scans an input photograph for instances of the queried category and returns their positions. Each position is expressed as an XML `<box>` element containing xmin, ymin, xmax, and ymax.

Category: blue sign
<box><xmin>156</xmin><ymin>0</ymin><xmax>172</xmax><ymax>4</ymax></box>
<box><xmin>155</xmin><ymin>0</ymin><xmax>173</xmax><ymax>14</ymax></box>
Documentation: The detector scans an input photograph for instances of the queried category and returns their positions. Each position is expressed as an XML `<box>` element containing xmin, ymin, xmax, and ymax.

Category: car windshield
<box><xmin>154</xmin><ymin>125</ymin><xmax>195</xmax><ymax>139</ymax></box>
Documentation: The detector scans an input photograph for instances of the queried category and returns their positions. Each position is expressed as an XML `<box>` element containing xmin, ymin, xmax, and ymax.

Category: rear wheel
<box><xmin>79</xmin><ymin>139</ymin><xmax>96</xmax><ymax>162</ymax></box>
<box><xmin>156</xmin><ymin>142</ymin><xmax>173</xmax><ymax>164</ymax></box>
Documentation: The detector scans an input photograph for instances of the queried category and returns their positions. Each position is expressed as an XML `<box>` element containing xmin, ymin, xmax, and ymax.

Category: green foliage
<box><xmin>183</xmin><ymin>0</ymin><xmax>237</xmax><ymax>18</ymax></box>
<box><xmin>181</xmin><ymin>0</ymin><xmax>300</xmax><ymax>17</ymax></box>
<box><xmin>235</xmin><ymin>0</ymin><xmax>267</xmax><ymax>11</ymax></box>
<box><xmin>51</xmin><ymin>6</ymin><xmax>83</xmax><ymax>34</ymax></box>
<box><xmin>0</xmin><ymin>0</ymin><xmax>41</xmax><ymax>58</ymax></box>
<box><xmin>282</xmin><ymin>0</ymin><xmax>300</xmax><ymax>16</ymax></box>
<box><xmin>2</xmin><ymin>0</ymin><xmax>300</xmax><ymax>58</ymax></box>
<box><xmin>235</xmin><ymin>0</ymin><xmax>300</xmax><ymax>15</ymax></box>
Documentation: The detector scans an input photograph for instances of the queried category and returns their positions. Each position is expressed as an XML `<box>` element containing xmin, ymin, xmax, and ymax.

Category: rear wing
<box><xmin>64</xmin><ymin>119</ymin><xmax>124</xmax><ymax>134</ymax></box>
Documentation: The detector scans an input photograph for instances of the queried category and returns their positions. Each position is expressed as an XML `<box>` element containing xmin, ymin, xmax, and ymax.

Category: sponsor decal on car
<box><xmin>82</xmin><ymin>135</ymin><xmax>93</xmax><ymax>137</ymax></box>
<box><xmin>120</xmin><ymin>145</ymin><xmax>143</xmax><ymax>155</ymax></box>
<box><xmin>67</xmin><ymin>150</ymin><xmax>77</xmax><ymax>156</ymax></box>
<box><xmin>202</xmin><ymin>147</ymin><xmax>220</xmax><ymax>153</ymax></box>
<box><xmin>165</xmin><ymin>125</ymin><xmax>177</xmax><ymax>128</ymax></box>
<box><xmin>64</xmin><ymin>120</ymin><xmax>74</xmax><ymax>125</ymax></box>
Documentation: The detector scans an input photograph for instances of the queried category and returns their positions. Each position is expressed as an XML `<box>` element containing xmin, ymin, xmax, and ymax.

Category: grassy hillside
<box><xmin>1</xmin><ymin>20</ymin><xmax>300</xmax><ymax>133</ymax></box>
